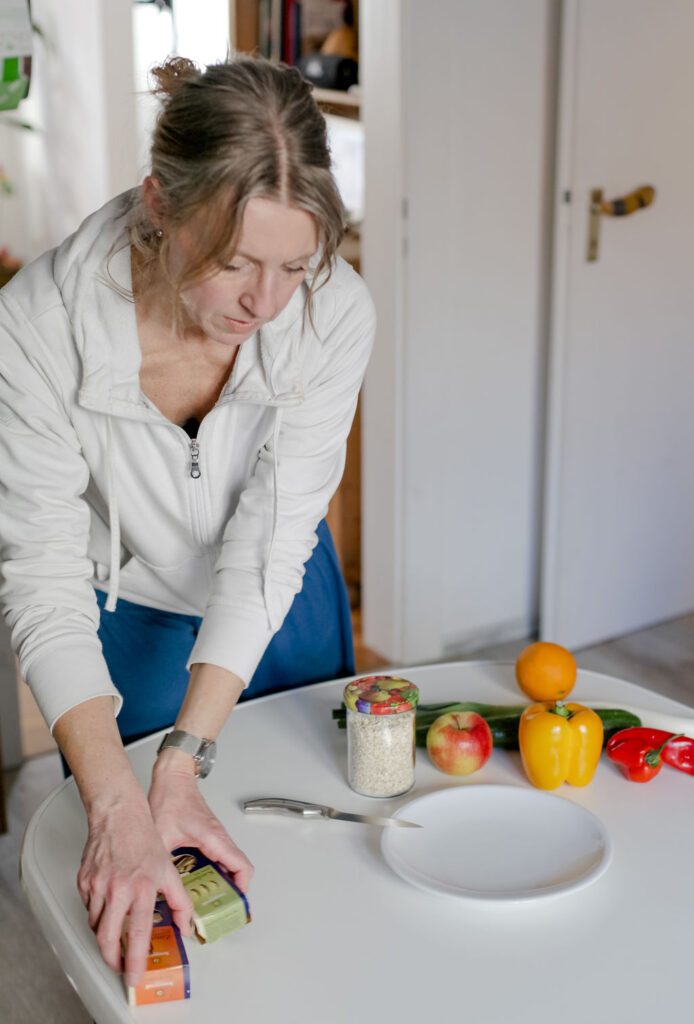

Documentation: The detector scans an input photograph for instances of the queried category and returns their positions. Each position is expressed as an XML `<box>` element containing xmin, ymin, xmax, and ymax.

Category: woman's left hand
<box><xmin>148</xmin><ymin>756</ymin><xmax>254</xmax><ymax>893</ymax></box>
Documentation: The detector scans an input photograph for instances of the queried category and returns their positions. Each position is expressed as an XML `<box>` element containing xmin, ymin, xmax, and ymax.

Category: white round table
<box><xmin>20</xmin><ymin>661</ymin><xmax>694</xmax><ymax>1023</ymax></box>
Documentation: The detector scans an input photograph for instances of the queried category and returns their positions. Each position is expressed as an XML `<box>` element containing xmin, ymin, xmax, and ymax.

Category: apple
<box><xmin>426</xmin><ymin>712</ymin><xmax>493</xmax><ymax>775</ymax></box>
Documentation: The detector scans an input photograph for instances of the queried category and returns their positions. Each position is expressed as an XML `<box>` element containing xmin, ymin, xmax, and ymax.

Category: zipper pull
<box><xmin>189</xmin><ymin>439</ymin><xmax>201</xmax><ymax>479</ymax></box>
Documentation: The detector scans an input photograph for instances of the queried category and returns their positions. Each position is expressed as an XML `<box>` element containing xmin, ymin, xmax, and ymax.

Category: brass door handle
<box><xmin>587</xmin><ymin>185</ymin><xmax>656</xmax><ymax>261</ymax></box>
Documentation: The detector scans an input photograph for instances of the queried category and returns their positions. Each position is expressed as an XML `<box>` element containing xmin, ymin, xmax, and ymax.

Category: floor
<box><xmin>2</xmin><ymin>609</ymin><xmax>694</xmax><ymax>1022</ymax></box>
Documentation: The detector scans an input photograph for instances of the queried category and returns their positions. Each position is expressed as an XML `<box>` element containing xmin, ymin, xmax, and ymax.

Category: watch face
<box><xmin>198</xmin><ymin>739</ymin><xmax>217</xmax><ymax>779</ymax></box>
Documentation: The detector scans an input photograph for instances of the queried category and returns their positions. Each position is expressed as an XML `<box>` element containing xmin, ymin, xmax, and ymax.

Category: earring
<box><xmin>155</xmin><ymin>229</ymin><xmax>163</xmax><ymax>238</ymax></box>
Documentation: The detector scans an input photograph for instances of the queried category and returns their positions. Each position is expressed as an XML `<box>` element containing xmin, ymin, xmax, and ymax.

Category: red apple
<box><xmin>426</xmin><ymin>712</ymin><xmax>493</xmax><ymax>775</ymax></box>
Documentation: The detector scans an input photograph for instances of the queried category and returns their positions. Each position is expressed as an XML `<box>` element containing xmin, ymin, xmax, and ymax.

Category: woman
<box><xmin>0</xmin><ymin>56</ymin><xmax>374</xmax><ymax>988</ymax></box>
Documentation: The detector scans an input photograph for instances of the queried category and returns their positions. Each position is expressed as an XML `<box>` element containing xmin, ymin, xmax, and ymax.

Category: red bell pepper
<box><xmin>662</xmin><ymin>734</ymin><xmax>694</xmax><ymax>775</ymax></box>
<box><xmin>606</xmin><ymin>728</ymin><xmax>688</xmax><ymax>782</ymax></box>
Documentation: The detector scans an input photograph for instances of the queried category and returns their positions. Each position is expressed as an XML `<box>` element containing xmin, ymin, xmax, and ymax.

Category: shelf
<box><xmin>312</xmin><ymin>86</ymin><xmax>361</xmax><ymax>119</ymax></box>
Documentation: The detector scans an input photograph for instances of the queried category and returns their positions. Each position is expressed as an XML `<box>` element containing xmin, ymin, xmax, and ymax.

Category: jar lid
<box><xmin>343</xmin><ymin>675</ymin><xmax>419</xmax><ymax>714</ymax></box>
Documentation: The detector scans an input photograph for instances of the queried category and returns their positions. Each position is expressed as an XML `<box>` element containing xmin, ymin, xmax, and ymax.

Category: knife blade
<box><xmin>241</xmin><ymin>797</ymin><xmax>422</xmax><ymax>828</ymax></box>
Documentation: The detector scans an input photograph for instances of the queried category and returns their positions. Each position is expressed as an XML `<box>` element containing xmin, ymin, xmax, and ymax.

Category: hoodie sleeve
<box><xmin>187</xmin><ymin>271</ymin><xmax>376</xmax><ymax>684</ymax></box>
<box><xmin>0</xmin><ymin>293</ymin><xmax>122</xmax><ymax>732</ymax></box>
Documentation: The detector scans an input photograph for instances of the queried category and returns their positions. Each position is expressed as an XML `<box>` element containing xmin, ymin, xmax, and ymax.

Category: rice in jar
<box><xmin>343</xmin><ymin>676</ymin><xmax>419</xmax><ymax>797</ymax></box>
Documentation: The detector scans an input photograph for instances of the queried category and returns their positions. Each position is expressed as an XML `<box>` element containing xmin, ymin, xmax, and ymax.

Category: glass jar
<box><xmin>343</xmin><ymin>675</ymin><xmax>419</xmax><ymax>798</ymax></box>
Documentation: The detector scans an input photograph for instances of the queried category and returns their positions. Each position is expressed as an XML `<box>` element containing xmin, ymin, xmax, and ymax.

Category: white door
<box><xmin>542</xmin><ymin>0</ymin><xmax>694</xmax><ymax>649</ymax></box>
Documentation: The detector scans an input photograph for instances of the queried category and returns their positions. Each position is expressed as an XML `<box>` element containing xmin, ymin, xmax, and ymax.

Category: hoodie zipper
<box><xmin>184</xmin><ymin>432</ymin><xmax>210</xmax><ymax>547</ymax></box>
<box><xmin>189</xmin><ymin>439</ymin><xmax>201</xmax><ymax>479</ymax></box>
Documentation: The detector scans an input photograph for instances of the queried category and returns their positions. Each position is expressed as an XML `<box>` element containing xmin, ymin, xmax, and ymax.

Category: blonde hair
<box><xmin>129</xmin><ymin>55</ymin><xmax>345</xmax><ymax>315</ymax></box>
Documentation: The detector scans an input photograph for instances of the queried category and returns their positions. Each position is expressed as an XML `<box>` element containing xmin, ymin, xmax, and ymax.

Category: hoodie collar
<box><xmin>56</xmin><ymin>191</ymin><xmax>308</xmax><ymax>418</ymax></box>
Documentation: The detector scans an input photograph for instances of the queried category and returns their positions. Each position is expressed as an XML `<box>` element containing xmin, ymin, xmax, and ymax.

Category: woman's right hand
<box><xmin>52</xmin><ymin>698</ymin><xmax>192</xmax><ymax>988</ymax></box>
<box><xmin>77</xmin><ymin>786</ymin><xmax>194</xmax><ymax>988</ymax></box>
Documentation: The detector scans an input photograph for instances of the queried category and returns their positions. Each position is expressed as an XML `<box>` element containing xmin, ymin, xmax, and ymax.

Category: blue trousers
<box><xmin>94</xmin><ymin>519</ymin><xmax>354</xmax><ymax>745</ymax></box>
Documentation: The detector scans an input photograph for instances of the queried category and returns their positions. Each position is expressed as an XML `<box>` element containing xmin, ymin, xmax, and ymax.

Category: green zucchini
<box><xmin>593</xmin><ymin>708</ymin><xmax>644</xmax><ymax>744</ymax></box>
<box><xmin>332</xmin><ymin>702</ymin><xmax>641</xmax><ymax>750</ymax></box>
<box><xmin>585</xmin><ymin>700</ymin><xmax>694</xmax><ymax>740</ymax></box>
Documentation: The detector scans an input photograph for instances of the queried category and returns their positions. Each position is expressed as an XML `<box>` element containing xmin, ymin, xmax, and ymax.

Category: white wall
<box><xmin>361</xmin><ymin>0</ymin><xmax>559</xmax><ymax>663</ymax></box>
<box><xmin>0</xmin><ymin>0</ymin><xmax>137</xmax><ymax>263</ymax></box>
<box><xmin>1</xmin><ymin>0</ymin><xmax>233</xmax><ymax>266</ymax></box>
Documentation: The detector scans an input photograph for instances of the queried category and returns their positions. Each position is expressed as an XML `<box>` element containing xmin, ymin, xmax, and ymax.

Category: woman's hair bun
<box><xmin>150</xmin><ymin>56</ymin><xmax>201</xmax><ymax>100</ymax></box>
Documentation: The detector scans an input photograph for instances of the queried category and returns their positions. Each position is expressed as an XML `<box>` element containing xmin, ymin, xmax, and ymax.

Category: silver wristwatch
<box><xmin>156</xmin><ymin>729</ymin><xmax>217</xmax><ymax>779</ymax></box>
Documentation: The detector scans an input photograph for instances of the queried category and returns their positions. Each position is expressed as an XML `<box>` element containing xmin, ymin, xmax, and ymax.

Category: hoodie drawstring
<box><xmin>263</xmin><ymin>409</ymin><xmax>283</xmax><ymax>631</ymax></box>
<box><xmin>104</xmin><ymin>417</ymin><xmax>121</xmax><ymax>612</ymax></box>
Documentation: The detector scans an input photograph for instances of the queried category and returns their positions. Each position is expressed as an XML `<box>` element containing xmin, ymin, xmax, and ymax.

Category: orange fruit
<box><xmin>515</xmin><ymin>641</ymin><xmax>577</xmax><ymax>702</ymax></box>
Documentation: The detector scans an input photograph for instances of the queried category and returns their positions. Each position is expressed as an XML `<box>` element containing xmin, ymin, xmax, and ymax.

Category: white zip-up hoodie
<box><xmin>0</xmin><ymin>192</ymin><xmax>375</xmax><ymax>732</ymax></box>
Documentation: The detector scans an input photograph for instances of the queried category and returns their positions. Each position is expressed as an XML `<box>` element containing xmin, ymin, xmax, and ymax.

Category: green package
<box><xmin>172</xmin><ymin>848</ymin><xmax>251</xmax><ymax>944</ymax></box>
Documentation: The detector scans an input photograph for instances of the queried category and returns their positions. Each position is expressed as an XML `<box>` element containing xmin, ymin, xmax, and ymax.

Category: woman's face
<box><xmin>171</xmin><ymin>196</ymin><xmax>319</xmax><ymax>347</ymax></box>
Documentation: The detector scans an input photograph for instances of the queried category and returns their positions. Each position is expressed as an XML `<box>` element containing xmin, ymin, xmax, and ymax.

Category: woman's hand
<box><xmin>53</xmin><ymin>698</ymin><xmax>193</xmax><ymax>988</ymax></box>
<box><xmin>77</xmin><ymin>784</ymin><xmax>193</xmax><ymax>988</ymax></box>
<box><xmin>148</xmin><ymin>755</ymin><xmax>254</xmax><ymax>893</ymax></box>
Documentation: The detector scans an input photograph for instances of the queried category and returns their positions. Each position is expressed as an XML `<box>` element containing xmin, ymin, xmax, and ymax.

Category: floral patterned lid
<box><xmin>343</xmin><ymin>675</ymin><xmax>419</xmax><ymax>715</ymax></box>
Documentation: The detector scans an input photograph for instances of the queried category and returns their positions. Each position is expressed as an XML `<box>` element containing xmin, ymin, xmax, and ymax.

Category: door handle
<box><xmin>586</xmin><ymin>185</ymin><xmax>656</xmax><ymax>261</ymax></box>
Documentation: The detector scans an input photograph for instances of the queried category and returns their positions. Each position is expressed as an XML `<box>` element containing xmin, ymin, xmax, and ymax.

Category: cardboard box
<box><xmin>172</xmin><ymin>847</ymin><xmax>251</xmax><ymax>944</ymax></box>
<box><xmin>124</xmin><ymin>898</ymin><xmax>190</xmax><ymax>1007</ymax></box>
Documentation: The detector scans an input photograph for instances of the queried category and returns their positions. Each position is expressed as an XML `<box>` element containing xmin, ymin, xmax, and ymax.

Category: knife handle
<box><xmin>241</xmin><ymin>798</ymin><xmax>328</xmax><ymax>818</ymax></box>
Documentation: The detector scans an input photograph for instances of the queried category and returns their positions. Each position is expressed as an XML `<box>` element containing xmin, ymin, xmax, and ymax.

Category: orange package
<box><xmin>124</xmin><ymin>897</ymin><xmax>190</xmax><ymax>1007</ymax></box>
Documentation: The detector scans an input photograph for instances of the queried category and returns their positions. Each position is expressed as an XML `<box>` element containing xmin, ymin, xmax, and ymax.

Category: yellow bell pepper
<box><xmin>519</xmin><ymin>701</ymin><xmax>604</xmax><ymax>790</ymax></box>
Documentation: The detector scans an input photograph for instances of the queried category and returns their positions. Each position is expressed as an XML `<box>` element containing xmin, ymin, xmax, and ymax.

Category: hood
<box><xmin>52</xmin><ymin>191</ymin><xmax>141</xmax><ymax>413</ymax></box>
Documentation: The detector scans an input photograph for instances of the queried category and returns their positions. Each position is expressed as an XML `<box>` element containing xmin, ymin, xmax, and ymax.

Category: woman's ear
<box><xmin>142</xmin><ymin>176</ymin><xmax>164</xmax><ymax>229</ymax></box>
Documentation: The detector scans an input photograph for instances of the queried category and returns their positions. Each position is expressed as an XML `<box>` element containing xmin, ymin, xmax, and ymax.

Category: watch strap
<box><xmin>158</xmin><ymin>729</ymin><xmax>205</xmax><ymax>760</ymax></box>
<box><xmin>157</xmin><ymin>729</ymin><xmax>218</xmax><ymax>778</ymax></box>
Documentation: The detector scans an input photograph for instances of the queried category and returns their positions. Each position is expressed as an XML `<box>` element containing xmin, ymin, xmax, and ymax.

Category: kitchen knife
<box><xmin>241</xmin><ymin>797</ymin><xmax>422</xmax><ymax>828</ymax></box>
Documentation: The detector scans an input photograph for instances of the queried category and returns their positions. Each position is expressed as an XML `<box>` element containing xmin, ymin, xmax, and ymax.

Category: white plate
<box><xmin>381</xmin><ymin>785</ymin><xmax>611</xmax><ymax>902</ymax></box>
